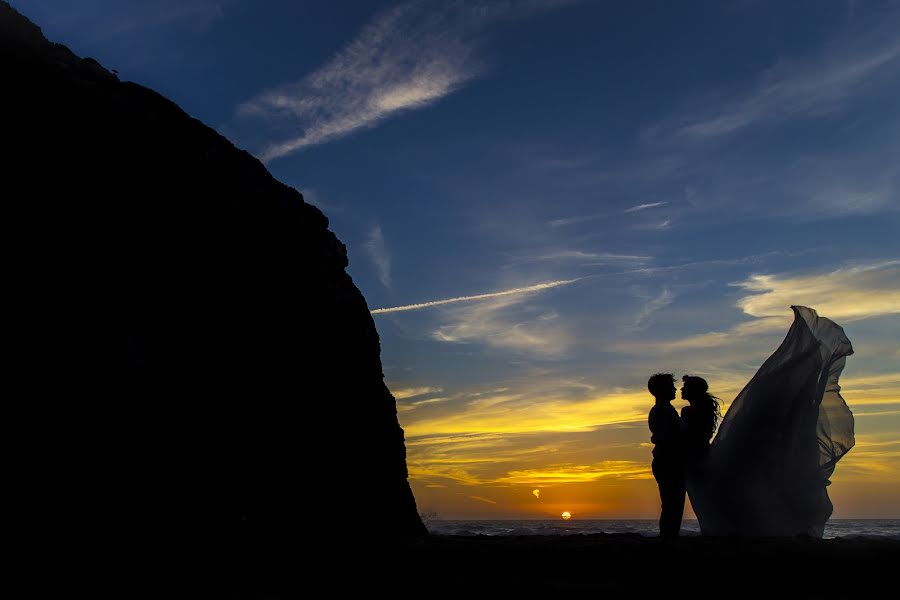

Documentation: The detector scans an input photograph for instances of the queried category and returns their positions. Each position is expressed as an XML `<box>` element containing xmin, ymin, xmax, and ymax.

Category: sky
<box><xmin>15</xmin><ymin>0</ymin><xmax>900</xmax><ymax>519</ymax></box>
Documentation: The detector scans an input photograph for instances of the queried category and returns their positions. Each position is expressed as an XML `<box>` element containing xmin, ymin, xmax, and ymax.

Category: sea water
<box><xmin>424</xmin><ymin>519</ymin><xmax>900</xmax><ymax>539</ymax></box>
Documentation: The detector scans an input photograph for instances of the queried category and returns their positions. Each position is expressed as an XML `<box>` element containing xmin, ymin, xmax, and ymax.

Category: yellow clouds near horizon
<box><xmin>841</xmin><ymin>372</ymin><xmax>900</xmax><ymax>407</ymax></box>
<box><xmin>833</xmin><ymin>435</ymin><xmax>900</xmax><ymax>482</ymax></box>
<box><xmin>399</xmin><ymin>381</ymin><xmax>660</xmax><ymax>518</ymax></box>
<box><xmin>399</xmin><ymin>367</ymin><xmax>900</xmax><ymax>517</ymax></box>
<box><xmin>497</xmin><ymin>461</ymin><xmax>652</xmax><ymax>485</ymax></box>
<box><xmin>402</xmin><ymin>388</ymin><xmax>648</xmax><ymax>438</ymax></box>
<box><xmin>468</xmin><ymin>495</ymin><xmax>498</xmax><ymax>505</ymax></box>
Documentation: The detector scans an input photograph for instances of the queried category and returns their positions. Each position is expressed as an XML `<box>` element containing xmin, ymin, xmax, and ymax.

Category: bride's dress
<box><xmin>688</xmin><ymin>306</ymin><xmax>855</xmax><ymax>537</ymax></box>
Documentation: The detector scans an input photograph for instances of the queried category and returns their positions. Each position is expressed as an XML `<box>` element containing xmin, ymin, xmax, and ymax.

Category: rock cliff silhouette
<box><xmin>1</xmin><ymin>1</ymin><xmax>424</xmax><ymax>588</ymax></box>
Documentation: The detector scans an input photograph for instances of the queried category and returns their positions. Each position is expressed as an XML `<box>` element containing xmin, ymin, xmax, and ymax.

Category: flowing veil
<box><xmin>689</xmin><ymin>306</ymin><xmax>855</xmax><ymax>537</ymax></box>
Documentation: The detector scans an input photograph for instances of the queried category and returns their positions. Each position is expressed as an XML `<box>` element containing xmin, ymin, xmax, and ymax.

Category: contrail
<box><xmin>371</xmin><ymin>278</ymin><xmax>581</xmax><ymax>315</ymax></box>
<box><xmin>624</xmin><ymin>201</ymin><xmax>667</xmax><ymax>213</ymax></box>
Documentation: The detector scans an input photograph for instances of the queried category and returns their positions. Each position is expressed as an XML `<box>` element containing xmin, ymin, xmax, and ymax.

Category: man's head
<box><xmin>648</xmin><ymin>373</ymin><xmax>676</xmax><ymax>401</ymax></box>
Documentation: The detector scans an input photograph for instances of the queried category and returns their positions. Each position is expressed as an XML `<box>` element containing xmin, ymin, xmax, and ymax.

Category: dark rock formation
<box><xmin>1</xmin><ymin>0</ymin><xmax>424</xmax><ymax>589</ymax></box>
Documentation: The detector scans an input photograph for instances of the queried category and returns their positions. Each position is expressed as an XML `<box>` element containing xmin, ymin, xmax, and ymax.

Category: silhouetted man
<box><xmin>648</xmin><ymin>373</ymin><xmax>684</xmax><ymax>538</ymax></box>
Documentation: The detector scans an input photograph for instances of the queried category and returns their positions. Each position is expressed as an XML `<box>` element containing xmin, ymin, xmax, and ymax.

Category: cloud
<box><xmin>432</xmin><ymin>295</ymin><xmax>572</xmax><ymax>356</ymax></box>
<box><xmin>503</xmin><ymin>249</ymin><xmax>651</xmax><ymax>268</ymax></box>
<box><xmin>643</xmin><ymin>219</ymin><xmax>671</xmax><ymax>231</ymax></box>
<box><xmin>403</xmin><ymin>387</ymin><xmax>650</xmax><ymax>438</ymax></box>
<box><xmin>841</xmin><ymin>372</ymin><xmax>900</xmax><ymax>408</ymax></box>
<box><xmin>237</xmin><ymin>1</ymin><xmax>575</xmax><ymax>160</ymax></box>
<box><xmin>631</xmin><ymin>287</ymin><xmax>673</xmax><ymax>331</ymax></box>
<box><xmin>397</xmin><ymin>397</ymin><xmax>449</xmax><ymax>412</ymax></box>
<box><xmin>39</xmin><ymin>0</ymin><xmax>233</xmax><ymax>41</ymax></box>
<box><xmin>364</xmin><ymin>224</ymin><xmax>392</xmax><ymax>288</ymax></box>
<box><xmin>532</xmin><ymin>251</ymin><xmax>650</xmax><ymax>264</ymax></box>
<box><xmin>657</xmin><ymin>316</ymin><xmax>794</xmax><ymax>351</ymax></box>
<box><xmin>391</xmin><ymin>386</ymin><xmax>444</xmax><ymax>400</ymax></box>
<box><xmin>833</xmin><ymin>436</ymin><xmax>900</xmax><ymax>482</ymax></box>
<box><xmin>735</xmin><ymin>260</ymin><xmax>900</xmax><ymax>321</ymax></box>
<box><xmin>497</xmin><ymin>461</ymin><xmax>652</xmax><ymax>484</ymax></box>
<box><xmin>550</xmin><ymin>201</ymin><xmax>670</xmax><ymax>228</ymax></box>
<box><xmin>468</xmin><ymin>495</ymin><xmax>498</xmax><ymax>505</ymax></box>
<box><xmin>624</xmin><ymin>201</ymin><xmax>667</xmax><ymax>213</ymax></box>
<box><xmin>541</xmin><ymin>251</ymin><xmax>643</xmax><ymax>262</ymax></box>
<box><xmin>660</xmin><ymin>260</ymin><xmax>900</xmax><ymax>350</ymax></box>
<box><xmin>619</xmin><ymin>252</ymin><xmax>793</xmax><ymax>277</ymax></box>
<box><xmin>549</xmin><ymin>213</ymin><xmax>611</xmax><ymax>228</ymax></box>
<box><xmin>654</xmin><ymin>21</ymin><xmax>900</xmax><ymax>142</ymax></box>
<box><xmin>371</xmin><ymin>278</ymin><xmax>580</xmax><ymax>314</ymax></box>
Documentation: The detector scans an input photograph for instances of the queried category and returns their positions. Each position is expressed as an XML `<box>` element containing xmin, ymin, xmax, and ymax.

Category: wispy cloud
<box><xmin>735</xmin><ymin>260</ymin><xmax>900</xmax><ymax>321</ymax></box>
<box><xmin>533</xmin><ymin>251</ymin><xmax>649</xmax><ymax>263</ymax></box>
<box><xmin>468</xmin><ymin>495</ymin><xmax>498</xmax><ymax>505</ymax></box>
<box><xmin>624</xmin><ymin>201</ymin><xmax>667</xmax><ymax>213</ymax></box>
<box><xmin>660</xmin><ymin>260</ymin><xmax>900</xmax><ymax>350</ymax></box>
<box><xmin>432</xmin><ymin>295</ymin><xmax>572</xmax><ymax>356</ymax></box>
<box><xmin>504</xmin><ymin>249</ymin><xmax>651</xmax><ymax>268</ymax></box>
<box><xmin>237</xmin><ymin>1</ymin><xmax>574</xmax><ymax>160</ymax></box>
<box><xmin>549</xmin><ymin>212</ymin><xmax>611</xmax><ymax>228</ymax></box>
<box><xmin>653</xmin><ymin>20</ymin><xmax>900</xmax><ymax>142</ymax></box>
<box><xmin>550</xmin><ymin>200</ymin><xmax>670</xmax><ymax>228</ymax></box>
<box><xmin>619</xmin><ymin>251</ymin><xmax>798</xmax><ymax>277</ymax></box>
<box><xmin>391</xmin><ymin>386</ymin><xmax>444</xmax><ymax>400</ymax></box>
<box><xmin>656</xmin><ymin>316</ymin><xmax>794</xmax><ymax>351</ymax></box>
<box><xmin>497</xmin><ymin>461</ymin><xmax>652</xmax><ymax>484</ymax></box>
<box><xmin>631</xmin><ymin>287</ymin><xmax>673</xmax><ymax>331</ymax></box>
<box><xmin>634</xmin><ymin>219</ymin><xmax>671</xmax><ymax>231</ymax></box>
<box><xmin>371</xmin><ymin>278</ymin><xmax>580</xmax><ymax>314</ymax></box>
<box><xmin>364</xmin><ymin>224</ymin><xmax>392</xmax><ymax>288</ymax></box>
<box><xmin>40</xmin><ymin>0</ymin><xmax>233</xmax><ymax>43</ymax></box>
<box><xmin>397</xmin><ymin>397</ymin><xmax>449</xmax><ymax>412</ymax></box>
<box><xmin>403</xmin><ymin>386</ymin><xmax>649</xmax><ymax>438</ymax></box>
<box><xmin>401</xmin><ymin>381</ymin><xmax>655</xmax><ymax>494</ymax></box>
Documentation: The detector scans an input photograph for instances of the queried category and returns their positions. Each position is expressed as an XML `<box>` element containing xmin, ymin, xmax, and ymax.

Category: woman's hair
<box><xmin>682</xmin><ymin>375</ymin><xmax>722</xmax><ymax>435</ymax></box>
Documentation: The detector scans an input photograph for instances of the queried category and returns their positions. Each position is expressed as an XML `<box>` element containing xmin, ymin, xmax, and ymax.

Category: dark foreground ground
<box><xmin>305</xmin><ymin>533</ymin><xmax>900</xmax><ymax>598</ymax></box>
<box><xmin>4</xmin><ymin>533</ymin><xmax>899</xmax><ymax>598</ymax></box>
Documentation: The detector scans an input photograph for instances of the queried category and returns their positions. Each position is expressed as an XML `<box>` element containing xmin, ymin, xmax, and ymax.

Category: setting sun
<box><xmin>561</xmin><ymin>512</ymin><xmax>571</xmax><ymax>520</ymax></box>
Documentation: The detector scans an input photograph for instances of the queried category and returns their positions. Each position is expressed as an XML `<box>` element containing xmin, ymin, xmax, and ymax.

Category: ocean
<box><xmin>424</xmin><ymin>519</ymin><xmax>900</xmax><ymax>539</ymax></box>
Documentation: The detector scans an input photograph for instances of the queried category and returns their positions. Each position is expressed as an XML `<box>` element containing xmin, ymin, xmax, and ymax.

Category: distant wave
<box><xmin>424</xmin><ymin>519</ymin><xmax>900</xmax><ymax>540</ymax></box>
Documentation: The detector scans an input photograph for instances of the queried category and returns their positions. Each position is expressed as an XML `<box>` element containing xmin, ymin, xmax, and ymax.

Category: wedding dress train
<box><xmin>688</xmin><ymin>306</ymin><xmax>855</xmax><ymax>537</ymax></box>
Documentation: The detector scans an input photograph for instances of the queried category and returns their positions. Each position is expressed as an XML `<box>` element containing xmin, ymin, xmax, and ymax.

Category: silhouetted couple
<box><xmin>647</xmin><ymin>306</ymin><xmax>857</xmax><ymax>538</ymax></box>
<box><xmin>648</xmin><ymin>373</ymin><xmax>720</xmax><ymax>538</ymax></box>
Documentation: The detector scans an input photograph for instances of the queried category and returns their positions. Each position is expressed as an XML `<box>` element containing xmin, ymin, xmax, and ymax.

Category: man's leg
<box><xmin>655</xmin><ymin>458</ymin><xmax>684</xmax><ymax>537</ymax></box>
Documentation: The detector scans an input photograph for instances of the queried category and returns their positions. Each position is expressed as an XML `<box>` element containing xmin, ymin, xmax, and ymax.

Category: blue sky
<box><xmin>16</xmin><ymin>0</ymin><xmax>900</xmax><ymax>518</ymax></box>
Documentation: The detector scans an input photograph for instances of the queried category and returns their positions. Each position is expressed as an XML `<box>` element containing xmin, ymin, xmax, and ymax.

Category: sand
<box><xmin>298</xmin><ymin>533</ymin><xmax>899</xmax><ymax>598</ymax></box>
<box><xmin>6</xmin><ymin>533</ymin><xmax>898</xmax><ymax>598</ymax></box>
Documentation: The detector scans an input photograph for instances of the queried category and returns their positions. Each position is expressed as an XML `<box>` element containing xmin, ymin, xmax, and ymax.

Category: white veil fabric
<box><xmin>689</xmin><ymin>306</ymin><xmax>855</xmax><ymax>537</ymax></box>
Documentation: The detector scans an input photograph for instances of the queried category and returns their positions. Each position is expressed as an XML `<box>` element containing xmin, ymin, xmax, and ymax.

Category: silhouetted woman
<box><xmin>680</xmin><ymin>375</ymin><xmax>721</xmax><ymax>456</ymax></box>
<box><xmin>680</xmin><ymin>375</ymin><xmax>720</xmax><ymax>520</ymax></box>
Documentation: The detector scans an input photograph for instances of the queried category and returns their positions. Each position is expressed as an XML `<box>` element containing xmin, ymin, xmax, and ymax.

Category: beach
<box><xmin>4</xmin><ymin>529</ymin><xmax>898</xmax><ymax>597</ymax></box>
<box><xmin>292</xmin><ymin>532</ymin><xmax>899</xmax><ymax>598</ymax></box>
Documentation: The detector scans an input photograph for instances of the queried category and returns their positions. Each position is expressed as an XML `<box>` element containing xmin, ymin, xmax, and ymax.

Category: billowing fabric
<box><xmin>689</xmin><ymin>306</ymin><xmax>855</xmax><ymax>537</ymax></box>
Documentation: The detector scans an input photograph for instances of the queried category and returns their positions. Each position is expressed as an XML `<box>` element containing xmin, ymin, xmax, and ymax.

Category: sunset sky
<box><xmin>16</xmin><ymin>0</ymin><xmax>900</xmax><ymax>519</ymax></box>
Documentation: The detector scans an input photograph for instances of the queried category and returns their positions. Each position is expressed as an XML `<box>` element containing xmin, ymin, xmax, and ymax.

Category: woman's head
<box><xmin>681</xmin><ymin>375</ymin><xmax>708</xmax><ymax>400</ymax></box>
<box><xmin>681</xmin><ymin>375</ymin><xmax>722</xmax><ymax>435</ymax></box>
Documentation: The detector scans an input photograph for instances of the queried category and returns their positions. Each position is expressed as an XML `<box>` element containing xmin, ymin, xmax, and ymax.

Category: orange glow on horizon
<box><xmin>402</xmin><ymin>370</ymin><xmax>900</xmax><ymax>519</ymax></box>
